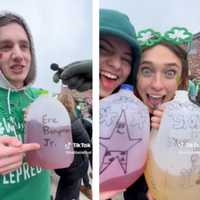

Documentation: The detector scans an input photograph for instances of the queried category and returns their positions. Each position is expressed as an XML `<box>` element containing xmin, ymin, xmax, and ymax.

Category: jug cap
<box><xmin>120</xmin><ymin>84</ymin><xmax>133</xmax><ymax>91</ymax></box>
<box><xmin>175</xmin><ymin>90</ymin><xmax>188</xmax><ymax>101</ymax></box>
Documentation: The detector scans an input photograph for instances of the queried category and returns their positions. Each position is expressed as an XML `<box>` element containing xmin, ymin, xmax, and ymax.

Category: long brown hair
<box><xmin>137</xmin><ymin>41</ymin><xmax>189</xmax><ymax>90</ymax></box>
<box><xmin>159</xmin><ymin>41</ymin><xmax>188</xmax><ymax>90</ymax></box>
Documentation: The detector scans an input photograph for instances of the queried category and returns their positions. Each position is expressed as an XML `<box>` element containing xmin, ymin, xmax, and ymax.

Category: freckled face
<box><xmin>137</xmin><ymin>44</ymin><xmax>182</xmax><ymax>113</ymax></box>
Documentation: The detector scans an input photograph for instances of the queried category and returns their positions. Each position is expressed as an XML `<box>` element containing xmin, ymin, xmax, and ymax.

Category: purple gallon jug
<box><xmin>25</xmin><ymin>95</ymin><xmax>74</xmax><ymax>169</ymax></box>
<box><xmin>100</xmin><ymin>84</ymin><xmax>150</xmax><ymax>196</ymax></box>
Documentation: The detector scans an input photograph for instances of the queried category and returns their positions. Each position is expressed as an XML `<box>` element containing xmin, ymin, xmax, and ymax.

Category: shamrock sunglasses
<box><xmin>137</xmin><ymin>27</ymin><xmax>193</xmax><ymax>50</ymax></box>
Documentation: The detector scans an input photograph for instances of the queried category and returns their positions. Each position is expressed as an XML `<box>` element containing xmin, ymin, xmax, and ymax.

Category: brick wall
<box><xmin>188</xmin><ymin>33</ymin><xmax>200</xmax><ymax>80</ymax></box>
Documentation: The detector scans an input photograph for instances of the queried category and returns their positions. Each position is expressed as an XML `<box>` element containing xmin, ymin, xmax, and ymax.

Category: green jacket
<box><xmin>188</xmin><ymin>80</ymin><xmax>198</xmax><ymax>97</ymax></box>
<box><xmin>0</xmin><ymin>73</ymin><xmax>50</xmax><ymax>200</ymax></box>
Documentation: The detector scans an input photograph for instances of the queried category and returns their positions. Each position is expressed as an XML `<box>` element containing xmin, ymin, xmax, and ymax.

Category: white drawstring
<box><xmin>7</xmin><ymin>88</ymin><xmax>11</xmax><ymax>115</ymax></box>
<box><xmin>24</xmin><ymin>90</ymin><xmax>35</xmax><ymax>101</ymax></box>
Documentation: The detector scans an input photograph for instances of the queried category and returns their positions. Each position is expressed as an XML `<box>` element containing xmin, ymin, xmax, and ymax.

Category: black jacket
<box><xmin>123</xmin><ymin>175</ymin><xmax>148</xmax><ymax>200</ymax></box>
<box><xmin>55</xmin><ymin>118</ymin><xmax>91</xmax><ymax>184</ymax></box>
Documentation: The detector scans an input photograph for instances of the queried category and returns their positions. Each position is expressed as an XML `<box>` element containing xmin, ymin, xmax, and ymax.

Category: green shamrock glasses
<box><xmin>137</xmin><ymin>27</ymin><xmax>193</xmax><ymax>49</ymax></box>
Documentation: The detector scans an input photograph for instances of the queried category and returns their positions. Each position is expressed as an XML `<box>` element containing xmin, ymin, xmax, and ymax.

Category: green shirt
<box><xmin>188</xmin><ymin>80</ymin><xmax>198</xmax><ymax>97</ymax></box>
<box><xmin>0</xmin><ymin>87</ymin><xmax>51</xmax><ymax>200</ymax></box>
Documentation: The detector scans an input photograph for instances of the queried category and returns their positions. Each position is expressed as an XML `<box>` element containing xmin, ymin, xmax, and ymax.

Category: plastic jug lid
<box><xmin>120</xmin><ymin>84</ymin><xmax>134</xmax><ymax>91</ymax></box>
<box><xmin>175</xmin><ymin>90</ymin><xmax>189</xmax><ymax>101</ymax></box>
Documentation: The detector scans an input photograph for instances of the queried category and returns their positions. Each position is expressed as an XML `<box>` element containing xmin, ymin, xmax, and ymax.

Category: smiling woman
<box><xmin>136</xmin><ymin>42</ymin><xmax>185</xmax><ymax>113</ymax></box>
<box><xmin>100</xmin><ymin>35</ymin><xmax>132</xmax><ymax>97</ymax></box>
<box><xmin>124</xmin><ymin>28</ymin><xmax>192</xmax><ymax>200</ymax></box>
<box><xmin>99</xmin><ymin>9</ymin><xmax>141</xmax><ymax>99</ymax></box>
<box><xmin>99</xmin><ymin>8</ymin><xmax>143</xmax><ymax>200</ymax></box>
<box><xmin>134</xmin><ymin>27</ymin><xmax>191</xmax><ymax>113</ymax></box>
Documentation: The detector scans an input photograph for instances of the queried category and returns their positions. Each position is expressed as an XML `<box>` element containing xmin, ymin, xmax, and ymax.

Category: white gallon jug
<box><xmin>145</xmin><ymin>90</ymin><xmax>200</xmax><ymax>200</ymax></box>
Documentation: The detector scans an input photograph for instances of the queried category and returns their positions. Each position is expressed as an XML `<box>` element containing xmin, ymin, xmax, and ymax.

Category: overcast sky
<box><xmin>100</xmin><ymin>0</ymin><xmax>200</xmax><ymax>34</ymax></box>
<box><xmin>1</xmin><ymin>0</ymin><xmax>200</xmax><ymax>93</ymax></box>
<box><xmin>0</xmin><ymin>0</ymin><xmax>92</xmax><ymax>93</ymax></box>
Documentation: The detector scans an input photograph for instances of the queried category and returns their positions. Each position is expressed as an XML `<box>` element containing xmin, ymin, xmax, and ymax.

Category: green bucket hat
<box><xmin>100</xmin><ymin>9</ymin><xmax>141</xmax><ymax>85</ymax></box>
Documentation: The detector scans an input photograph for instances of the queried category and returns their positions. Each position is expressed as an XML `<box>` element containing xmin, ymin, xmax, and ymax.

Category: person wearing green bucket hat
<box><xmin>100</xmin><ymin>8</ymin><xmax>141</xmax><ymax>98</ymax></box>
<box><xmin>99</xmin><ymin>9</ymin><xmax>142</xmax><ymax>200</ymax></box>
<box><xmin>52</xmin><ymin>9</ymin><xmax>140</xmax><ymax>97</ymax></box>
